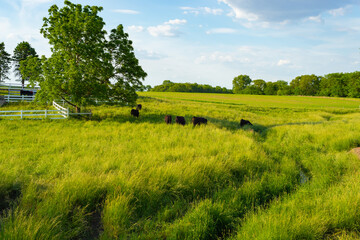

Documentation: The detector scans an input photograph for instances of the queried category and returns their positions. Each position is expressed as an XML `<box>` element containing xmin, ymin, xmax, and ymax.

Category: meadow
<box><xmin>1</xmin><ymin>92</ymin><xmax>360</xmax><ymax>239</ymax></box>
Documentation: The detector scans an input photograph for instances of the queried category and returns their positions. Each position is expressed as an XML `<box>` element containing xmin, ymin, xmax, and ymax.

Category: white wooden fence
<box><xmin>3</xmin><ymin>95</ymin><xmax>36</xmax><ymax>103</ymax></box>
<box><xmin>52</xmin><ymin>101</ymin><xmax>69</xmax><ymax>118</ymax></box>
<box><xmin>0</xmin><ymin>101</ymin><xmax>91</xmax><ymax>120</ymax></box>
<box><xmin>0</xmin><ymin>109</ymin><xmax>68</xmax><ymax>120</ymax></box>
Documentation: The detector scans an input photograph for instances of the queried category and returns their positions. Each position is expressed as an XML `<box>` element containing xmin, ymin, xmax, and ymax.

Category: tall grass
<box><xmin>1</xmin><ymin>93</ymin><xmax>360</xmax><ymax>239</ymax></box>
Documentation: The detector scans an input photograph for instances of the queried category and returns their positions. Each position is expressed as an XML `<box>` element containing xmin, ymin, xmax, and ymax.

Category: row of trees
<box><xmin>233</xmin><ymin>73</ymin><xmax>360</xmax><ymax>97</ymax></box>
<box><xmin>151</xmin><ymin>80</ymin><xmax>232</xmax><ymax>93</ymax></box>
<box><xmin>0</xmin><ymin>41</ymin><xmax>38</xmax><ymax>85</ymax></box>
<box><xmin>1</xmin><ymin>1</ymin><xmax>147</xmax><ymax>112</ymax></box>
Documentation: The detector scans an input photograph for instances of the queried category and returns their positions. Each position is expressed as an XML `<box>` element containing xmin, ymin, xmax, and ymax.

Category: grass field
<box><xmin>1</xmin><ymin>92</ymin><xmax>360</xmax><ymax>239</ymax></box>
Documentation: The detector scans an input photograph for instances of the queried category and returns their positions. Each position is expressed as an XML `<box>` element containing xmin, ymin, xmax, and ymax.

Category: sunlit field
<box><xmin>1</xmin><ymin>93</ymin><xmax>360</xmax><ymax>239</ymax></box>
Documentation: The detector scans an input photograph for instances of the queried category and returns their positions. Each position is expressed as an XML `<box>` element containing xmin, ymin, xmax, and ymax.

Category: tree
<box><xmin>319</xmin><ymin>73</ymin><xmax>348</xmax><ymax>97</ymax></box>
<box><xmin>108</xmin><ymin>25</ymin><xmax>147</xmax><ymax>103</ymax></box>
<box><xmin>347</xmin><ymin>72</ymin><xmax>360</xmax><ymax>98</ymax></box>
<box><xmin>13</xmin><ymin>41</ymin><xmax>37</xmax><ymax>86</ymax></box>
<box><xmin>290</xmin><ymin>74</ymin><xmax>321</xmax><ymax>96</ymax></box>
<box><xmin>0</xmin><ymin>42</ymin><xmax>11</xmax><ymax>82</ymax></box>
<box><xmin>264</xmin><ymin>82</ymin><xmax>278</xmax><ymax>95</ymax></box>
<box><xmin>275</xmin><ymin>80</ymin><xmax>291</xmax><ymax>95</ymax></box>
<box><xmin>22</xmin><ymin>1</ymin><xmax>146</xmax><ymax>112</ymax></box>
<box><xmin>232</xmin><ymin>75</ymin><xmax>252</xmax><ymax>94</ymax></box>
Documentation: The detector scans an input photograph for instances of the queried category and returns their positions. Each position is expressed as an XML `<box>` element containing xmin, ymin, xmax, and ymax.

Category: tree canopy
<box><xmin>151</xmin><ymin>80</ymin><xmax>232</xmax><ymax>94</ymax></box>
<box><xmin>232</xmin><ymin>75</ymin><xmax>252</xmax><ymax>94</ymax></box>
<box><xmin>0</xmin><ymin>42</ymin><xmax>11</xmax><ymax>83</ymax></box>
<box><xmin>13</xmin><ymin>41</ymin><xmax>37</xmax><ymax>86</ymax></box>
<box><xmin>21</xmin><ymin>0</ymin><xmax>146</xmax><ymax>112</ymax></box>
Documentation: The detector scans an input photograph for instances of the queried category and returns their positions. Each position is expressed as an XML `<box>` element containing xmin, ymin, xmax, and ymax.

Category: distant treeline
<box><xmin>233</xmin><ymin>72</ymin><xmax>360</xmax><ymax>97</ymax></box>
<box><xmin>151</xmin><ymin>80</ymin><xmax>233</xmax><ymax>94</ymax></box>
<box><xmin>150</xmin><ymin>72</ymin><xmax>360</xmax><ymax>98</ymax></box>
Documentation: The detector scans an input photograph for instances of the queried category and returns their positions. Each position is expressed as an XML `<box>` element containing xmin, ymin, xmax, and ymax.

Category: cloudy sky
<box><xmin>1</xmin><ymin>0</ymin><xmax>360</xmax><ymax>88</ymax></box>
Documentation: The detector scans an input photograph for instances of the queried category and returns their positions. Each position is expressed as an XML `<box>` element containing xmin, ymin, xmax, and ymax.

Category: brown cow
<box><xmin>175</xmin><ymin>116</ymin><xmax>186</xmax><ymax>125</ymax></box>
<box><xmin>165</xmin><ymin>115</ymin><xmax>172</xmax><ymax>124</ymax></box>
<box><xmin>192</xmin><ymin>117</ymin><xmax>207</xmax><ymax>126</ymax></box>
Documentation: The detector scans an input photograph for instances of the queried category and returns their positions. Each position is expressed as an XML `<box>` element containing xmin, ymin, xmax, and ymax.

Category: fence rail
<box><xmin>53</xmin><ymin>101</ymin><xmax>69</xmax><ymax>118</ymax></box>
<box><xmin>0</xmin><ymin>101</ymin><xmax>92</xmax><ymax>120</ymax></box>
<box><xmin>0</xmin><ymin>83</ymin><xmax>40</xmax><ymax>96</ymax></box>
<box><xmin>2</xmin><ymin>95</ymin><xmax>36</xmax><ymax>103</ymax></box>
<box><xmin>0</xmin><ymin>109</ymin><xmax>67</xmax><ymax>119</ymax></box>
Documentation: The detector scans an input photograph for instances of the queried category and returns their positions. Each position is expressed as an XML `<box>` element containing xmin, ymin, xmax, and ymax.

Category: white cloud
<box><xmin>206</xmin><ymin>28</ymin><xmax>237</xmax><ymax>34</ymax></box>
<box><xmin>277</xmin><ymin>59</ymin><xmax>291</xmax><ymax>66</ymax></box>
<box><xmin>128</xmin><ymin>25</ymin><xmax>144</xmax><ymax>32</ymax></box>
<box><xmin>219</xmin><ymin>0</ymin><xmax>355</xmax><ymax>22</ymax></box>
<box><xmin>181</xmin><ymin>6</ymin><xmax>223</xmax><ymax>15</ymax></box>
<box><xmin>165</xmin><ymin>19</ymin><xmax>187</xmax><ymax>25</ymax></box>
<box><xmin>148</xmin><ymin>25</ymin><xmax>178</xmax><ymax>37</ymax></box>
<box><xmin>329</xmin><ymin>7</ymin><xmax>347</xmax><ymax>16</ymax></box>
<box><xmin>113</xmin><ymin>9</ymin><xmax>140</xmax><ymax>14</ymax></box>
<box><xmin>147</xmin><ymin>19</ymin><xmax>187</xmax><ymax>37</ymax></box>
<box><xmin>136</xmin><ymin>49</ymin><xmax>166</xmax><ymax>60</ymax></box>
<box><xmin>307</xmin><ymin>15</ymin><xmax>324</xmax><ymax>23</ymax></box>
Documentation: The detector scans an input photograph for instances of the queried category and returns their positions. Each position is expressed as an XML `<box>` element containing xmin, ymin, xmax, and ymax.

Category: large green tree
<box><xmin>290</xmin><ymin>74</ymin><xmax>321</xmax><ymax>96</ymax></box>
<box><xmin>347</xmin><ymin>72</ymin><xmax>360</xmax><ymax>98</ymax></box>
<box><xmin>319</xmin><ymin>73</ymin><xmax>348</xmax><ymax>97</ymax></box>
<box><xmin>232</xmin><ymin>75</ymin><xmax>252</xmax><ymax>94</ymax></box>
<box><xmin>22</xmin><ymin>1</ymin><xmax>146</xmax><ymax>112</ymax></box>
<box><xmin>0</xmin><ymin>42</ymin><xmax>11</xmax><ymax>82</ymax></box>
<box><xmin>13</xmin><ymin>41</ymin><xmax>37</xmax><ymax>86</ymax></box>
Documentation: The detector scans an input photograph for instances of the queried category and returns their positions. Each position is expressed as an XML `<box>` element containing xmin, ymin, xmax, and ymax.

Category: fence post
<box><xmin>45</xmin><ymin>109</ymin><xmax>47</xmax><ymax>119</ymax></box>
<box><xmin>67</xmin><ymin>108</ymin><xmax>69</xmax><ymax>119</ymax></box>
<box><xmin>7</xmin><ymin>95</ymin><xmax>9</xmax><ymax>102</ymax></box>
<box><xmin>20</xmin><ymin>110</ymin><xmax>23</xmax><ymax>119</ymax></box>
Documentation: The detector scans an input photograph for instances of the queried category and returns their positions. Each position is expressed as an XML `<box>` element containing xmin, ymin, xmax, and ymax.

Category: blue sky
<box><xmin>1</xmin><ymin>0</ymin><xmax>360</xmax><ymax>88</ymax></box>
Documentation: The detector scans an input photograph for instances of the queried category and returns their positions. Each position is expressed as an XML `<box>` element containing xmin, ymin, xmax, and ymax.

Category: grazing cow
<box><xmin>164</xmin><ymin>115</ymin><xmax>172</xmax><ymax>124</ymax></box>
<box><xmin>175</xmin><ymin>116</ymin><xmax>186</xmax><ymax>126</ymax></box>
<box><xmin>131</xmin><ymin>109</ymin><xmax>139</xmax><ymax>118</ymax></box>
<box><xmin>20</xmin><ymin>90</ymin><xmax>33</xmax><ymax>96</ymax></box>
<box><xmin>192</xmin><ymin>116</ymin><xmax>207</xmax><ymax>126</ymax></box>
<box><xmin>240</xmin><ymin>119</ymin><xmax>252</xmax><ymax>127</ymax></box>
<box><xmin>136</xmin><ymin>104</ymin><xmax>142</xmax><ymax>110</ymax></box>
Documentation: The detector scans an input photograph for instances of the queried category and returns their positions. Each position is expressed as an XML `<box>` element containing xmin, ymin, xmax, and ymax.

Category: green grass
<box><xmin>1</xmin><ymin>93</ymin><xmax>360</xmax><ymax>239</ymax></box>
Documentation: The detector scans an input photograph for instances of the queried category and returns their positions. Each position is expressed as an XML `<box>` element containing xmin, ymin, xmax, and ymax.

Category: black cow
<box><xmin>136</xmin><ymin>104</ymin><xmax>142</xmax><ymax>110</ymax></box>
<box><xmin>20</xmin><ymin>90</ymin><xmax>33</xmax><ymax>96</ymax></box>
<box><xmin>165</xmin><ymin>115</ymin><xmax>172</xmax><ymax>124</ymax></box>
<box><xmin>131</xmin><ymin>109</ymin><xmax>139</xmax><ymax>118</ymax></box>
<box><xmin>240</xmin><ymin>119</ymin><xmax>252</xmax><ymax>127</ymax></box>
<box><xmin>192</xmin><ymin>117</ymin><xmax>207</xmax><ymax>126</ymax></box>
<box><xmin>175</xmin><ymin>116</ymin><xmax>186</xmax><ymax>126</ymax></box>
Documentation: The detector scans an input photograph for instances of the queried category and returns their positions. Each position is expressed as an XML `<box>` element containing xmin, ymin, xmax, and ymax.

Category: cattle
<box><xmin>192</xmin><ymin>116</ymin><xmax>207</xmax><ymax>126</ymax></box>
<box><xmin>136</xmin><ymin>104</ymin><xmax>142</xmax><ymax>110</ymax></box>
<box><xmin>240</xmin><ymin>119</ymin><xmax>252</xmax><ymax>127</ymax></box>
<box><xmin>131</xmin><ymin>109</ymin><xmax>139</xmax><ymax>118</ymax></box>
<box><xmin>20</xmin><ymin>90</ymin><xmax>33</xmax><ymax>96</ymax></box>
<box><xmin>164</xmin><ymin>115</ymin><xmax>172</xmax><ymax>124</ymax></box>
<box><xmin>175</xmin><ymin>116</ymin><xmax>186</xmax><ymax>126</ymax></box>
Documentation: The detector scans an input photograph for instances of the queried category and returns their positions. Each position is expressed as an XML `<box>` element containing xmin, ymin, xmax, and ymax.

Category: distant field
<box><xmin>1</xmin><ymin>93</ymin><xmax>360</xmax><ymax>239</ymax></box>
<box><xmin>141</xmin><ymin>92</ymin><xmax>360</xmax><ymax>109</ymax></box>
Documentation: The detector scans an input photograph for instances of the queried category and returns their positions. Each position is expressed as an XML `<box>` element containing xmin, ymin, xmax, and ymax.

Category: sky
<box><xmin>1</xmin><ymin>0</ymin><xmax>360</xmax><ymax>89</ymax></box>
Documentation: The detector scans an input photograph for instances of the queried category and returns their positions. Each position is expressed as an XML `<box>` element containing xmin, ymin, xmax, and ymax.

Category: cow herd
<box><xmin>130</xmin><ymin>104</ymin><xmax>253</xmax><ymax>128</ymax></box>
